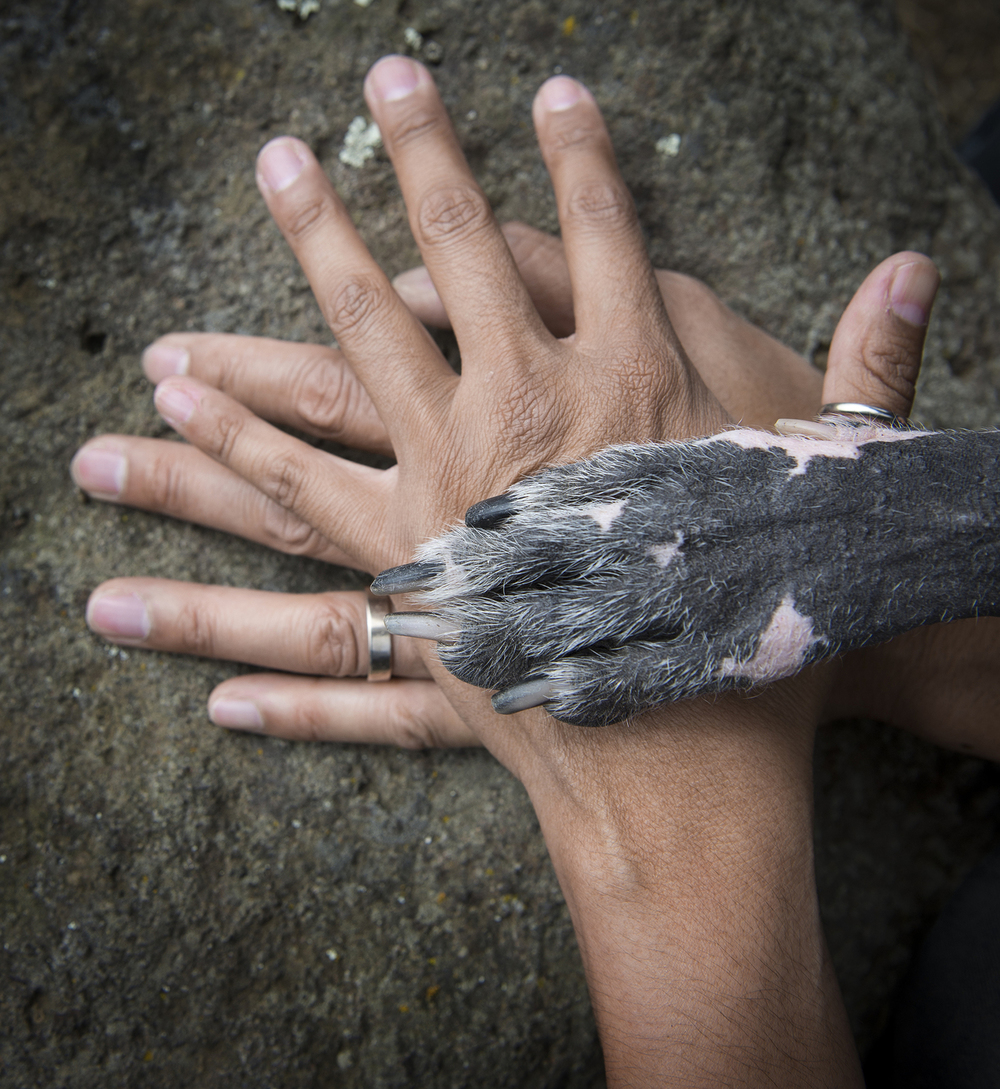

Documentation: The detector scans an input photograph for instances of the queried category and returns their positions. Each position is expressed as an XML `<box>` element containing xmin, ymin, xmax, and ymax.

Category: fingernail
<box><xmin>371</xmin><ymin>561</ymin><xmax>443</xmax><ymax>595</ymax></box>
<box><xmin>366</xmin><ymin>55</ymin><xmax>421</xmax><ymax>103</ymax></box>
<box><xmin>539</xmin><ymin>76</ymin><xmax>585</xmax><ymax>112</ymax></box>
<box><xmin>87</xmin><ymin>593</ymin><xmax>151</xmax><ymax>640</ymax></box>
<box><xmin>493</xmin><ymin>677</ymin><xmax>558</xmax><ymax>715</ymax></box>
<box><xmin>466</xmin><ymin>494</ymin><xmax>517</xmax><ymax>529</ymax></box>
<box><xmin>257</xmin><ymin>138</ymin><xmax>307</xmax><ymax>193</ymax></box>
<box><xmin>72</xmin><ymin>446</ymin><xmax>127</xmax><ymax>497</ymax></box>
<box><xmin>384</xmin><ymin>612</ymin><xmax>461</xmax><ymax>641</ymax></box>
<box><xmin>143</xmin><ymin>342</ymin><xmax>190</xmax><ymax>382</ymax></box>
<box><xmin>889</xmin><ymin>261</ymin><xmax>939</xmax><ymax>327</ymax></box>
<box><xmin>154</xmin><ymin>381</ymin><xmax>197</xmax><ymax>426</ymax></box>
<box><xmin>209</xmin><ymin>699</ymin><xmax>265</xmax><ymax>732</ymax></box>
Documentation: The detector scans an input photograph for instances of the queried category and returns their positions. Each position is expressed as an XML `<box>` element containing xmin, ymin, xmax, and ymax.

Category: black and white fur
<box><xmin>374</xmin><ymin>424</ymin><xmax>1000</xmax><ymax>728</ymax></box>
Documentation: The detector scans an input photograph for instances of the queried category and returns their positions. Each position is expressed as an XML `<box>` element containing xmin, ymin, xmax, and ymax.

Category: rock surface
<box><xmin>2</xmin><ymin>0</ymin><xmax>999</xmax><ymax>1085</ymax></box>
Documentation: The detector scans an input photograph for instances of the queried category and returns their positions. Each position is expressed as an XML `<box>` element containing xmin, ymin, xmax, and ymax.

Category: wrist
<box><xmin>517</xmin><ymin>676</ymin><xmax>862</xmax><ymax>1087</ymax></box>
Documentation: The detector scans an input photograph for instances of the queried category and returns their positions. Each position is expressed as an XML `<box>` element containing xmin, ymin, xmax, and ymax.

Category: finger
<box><xmin>142</xmin><ymin>333</ymin><xmax>392</xmax><ymax>454</ymax></box>
<box><xmin>364</xmin><ymin>56</ymin><xmax>550</xmax><ymax>366</ymax></box>
<box><xmin>822</xmin><ymin>252</ymin><xmax>940</xmax><ymax>419</ymax></box>
<box><xmin>393</xmin><ymin>224</ymin><xmax>822</xmax><ymax>426</ymax></box>
<box><xmin>71</xmin><ymin>436</ymin><xmax>357</xmax><ymax>566</ymax></box>
<box><xmin>391</xmin><ymin>265</ymin><xmax>451</xmax><ymax>328</ymax></box>
<box><xmin>392</xmin><ymin>222</ymin><xmax>576</xmax><ymax>338</ymax></box>
<box><xmin>85</xmin><ymin>580</ymin><xmax>431</xmax><ymax>678</ymax></box>
<box><xmin>500</xmin><ymin>222</ymin><xmax>576</xmax><ymax>338</ymax></box>
<box><xmin>654</xmin><ymin>270</ymin><xmax>824</xmax><ymax>428</ymax></box>
<box><xmin>254</xmin><ymin>133</ymin><xmax>454</xmax><ymax>440</ymax></box>
<box><xmin>532</xmin><ymin>77</ymin><xmax>667</xmax><ymax>345</ymax></box>
<box><xmin>207</xmin><ymin>674</ymin><xmax>478</xmax><ymax>748</ymax></box>
<box><xmin>152</xmin><ymin>375</ymin><xmax>388</xmax><ymax>565</ymax></box>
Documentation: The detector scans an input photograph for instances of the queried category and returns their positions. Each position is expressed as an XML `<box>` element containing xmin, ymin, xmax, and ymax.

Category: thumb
<box><xmin>822</xmin><ymin>252</ymin><xmax>940</xmax><ymax>420</ymax></box>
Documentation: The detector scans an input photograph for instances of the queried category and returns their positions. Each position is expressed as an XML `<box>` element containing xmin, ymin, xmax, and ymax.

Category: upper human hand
<box><xmin>76</xmin><ymin>60</ymin><xmax>741</xmax><ymax>782</ymax></box>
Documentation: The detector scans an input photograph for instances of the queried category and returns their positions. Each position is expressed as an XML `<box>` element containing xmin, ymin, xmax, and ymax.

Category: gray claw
<box><xmin>371</xmin><ymin>561</ymin><xmax>443</xmax><ymax>595</ymax></box>
<box><xmin>466</xmin><ymin>493</ymin><xmax>517</xmax><ymax>529</ymax></box>
<box><xmin>384</xmin><ymin>612</ymin><xmax>461</xmax><ymax>641</ymax></box>
<box><xmin>492</xmin><ymin>677</ymin><xmax>558</xmax><ymax>715</ymax></box>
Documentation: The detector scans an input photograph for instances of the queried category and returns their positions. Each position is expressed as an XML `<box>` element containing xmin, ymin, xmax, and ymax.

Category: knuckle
<box><xmin>416</xmin><ymin>184</ymin><xmax>493</xmax><ymax>250</ymax></box>
<box><xmin>326</xmin><ymin>275</ymin><xmax>390</xmax><ymax>342</ymax></box>
<box><xmin>208</xmin><ymin>410</ymin><xmax>246</xmax><ymax>463</ymax></box>
<box><xmin>145</xmin><ymin>453</ymin><xmax>188</xmax><ymax>514</ymax></box>
<box><xmin>262</xmin><ymin>452</ymin><xmax>310</xmax><ymax>510</ymax></box>
<box><xmin>176</xmin><ymin>601</ymin><xmax>217</xmax><ymax>658</ymax></box>
<box><xmin>283</xmin><ymin>194</ymin><xmax>332</xmax><ymax>241</ymax></box>
<box><xmin>548</xmin><ymin>116</ymin><xmax>605</xmax><ymax>155</ymax></box>
<box><xmin>385</xmin><ymin>101</ymin><xmax>445</xmax><ymax>152</ymax></box>
<box><xmin>386</xmin><ymin>700</ymin><xmax>443</xmax><ymax>750</ymax></box>
<box><xmin>304</xmin><ymin>599</ymin><xmax>363</xmax><ymax>676</ymax></box>
<box><xmin>260</xmin><ymin>501</ymin><xmax>327</xmax><ymax>557</ymax></box>
<box><xmin>291</xmin><ymin>355</ymin><xmax>356</xmax><ymax>439</ymax></box>
<box><xmin>860</xmin><ymin>328</ymin><xmax>919</xmax><ymax>399</ymax></box>
<box><xmin>564</xmin><ymin>181</ymin><xmax>636</xmax><ymax>233</ymax></box>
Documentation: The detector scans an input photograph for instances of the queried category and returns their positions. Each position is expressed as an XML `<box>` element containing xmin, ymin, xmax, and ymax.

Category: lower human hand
<box><xmin>72</xmin><ymin>235</ymin><xmax>949</xmax><ymax>748</ymax></box>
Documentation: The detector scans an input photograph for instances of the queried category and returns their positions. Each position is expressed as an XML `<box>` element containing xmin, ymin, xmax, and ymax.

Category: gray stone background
<box><xmin>2</xmin><ymin>0</ymin><xmax>999</xmax><ymax>1085</ymax></box>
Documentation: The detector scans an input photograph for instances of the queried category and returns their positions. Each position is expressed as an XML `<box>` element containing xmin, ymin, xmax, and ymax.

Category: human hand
<box><xmin>75</xmin><ymin>63</ymin><xmax>745</xmax><ymax>777</ymax></box>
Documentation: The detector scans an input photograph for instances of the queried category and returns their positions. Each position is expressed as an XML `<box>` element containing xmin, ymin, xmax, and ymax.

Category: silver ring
<box><xmin>366</xmin><ymin>593</ymin><xmax>393</xmax><ymax>682</ymax></box>
<box><xmin>819</xmin><ymin>402</ymin><xmax>909</xmax><ymax>428</ymax></box>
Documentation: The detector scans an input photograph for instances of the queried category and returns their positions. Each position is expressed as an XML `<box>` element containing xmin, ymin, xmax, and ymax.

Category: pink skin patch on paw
<box><xmin>718</xmin><ymin>596</ymin><xmax>824</xmax><ymax>682</ymax></box>
<box><xmin>583</xmin><ymin>499</ymin><xmax>626</xmax><ymax>532</ymax></box>
<box><xmin>696</xmin><ymin>426</ymin><xmax>921</xmax><ymax>476</ymax></box>
<box><xmin>648</xmin><ymin>532</ymin><xmax>684</xmax><ymax>568</ymax></box>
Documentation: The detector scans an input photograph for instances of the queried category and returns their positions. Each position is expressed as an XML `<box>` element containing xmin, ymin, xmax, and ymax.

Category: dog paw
<box><xmin>374</xmin><ymin>425</ymin><xmax>996</xmax><ymax>727</ymax></box>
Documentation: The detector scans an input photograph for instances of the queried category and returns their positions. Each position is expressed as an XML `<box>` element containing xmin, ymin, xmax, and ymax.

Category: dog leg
<box><xmin>374</xmin><ymin>427</ymin><xmax>1000</xmax><ymax>728</ymax></box>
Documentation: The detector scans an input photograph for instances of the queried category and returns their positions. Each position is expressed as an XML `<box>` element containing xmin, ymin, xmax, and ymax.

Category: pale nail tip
<box><xmin>371</xmin><ymin>561</ymin><xmax>442</xmax><ymax>594</ymax></box>
<box><xmin>492</xmin><ymin>678</ymin><xmax>558</xmax><ymax>715</ymax></box>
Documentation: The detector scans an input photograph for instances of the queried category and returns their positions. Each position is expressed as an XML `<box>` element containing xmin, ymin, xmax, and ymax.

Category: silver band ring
<box><xmin>366</xmin><ymin>593</ymin><xmax>393</xmax><ymax>682</ymax></box>
<box><xmin>819</xmin><ymin>402</ymin><xmax>909</xmax><ymax>428</ymax></box>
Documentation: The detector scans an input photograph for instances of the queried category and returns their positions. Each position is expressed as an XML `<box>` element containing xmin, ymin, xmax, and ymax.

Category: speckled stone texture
<box><xmin>1</xmin><ymin>1</ymin><xmax>999</xmax><ymax>1085</ymax></box>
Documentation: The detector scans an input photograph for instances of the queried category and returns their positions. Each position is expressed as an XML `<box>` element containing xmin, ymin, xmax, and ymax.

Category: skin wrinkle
<box><xmin>325</xmin><ymin>274</ymin><xmax>392</xmax><ymax>345</ymax></box>
<box><xmin>281</xmin><ymin>193</ymin><xmax>329</xmax><ymax>242</ymax></box>
<box><xmin>290</xmin><ymin>352</ymin><xmax>358</xmax><ymax>439</ymax></box>
<box><xmin>258</xmin><ymin>496</ymin><xmax>328</xmax><ymax>557</ymax></box>
<box><xmin>206</xmin><ymin>400</ymin><xmax>248</xmax><ymax>466</ymax></box>
<box><xmin>564</xmin><ymin>180</ymin><xmax>639</xmax><ymax>234</ymax></box>
<box><xmin>176</xmin><ymin>597</ymin><xmax>218</xmax><ymax>659</ymax></box>
<box><xmin>416</xmin><ymin>184</ymin><xmax>495</xmax><ymax>249</ymax></box>
<box><xmin>305</xmin><ymin>600</ymin><xmax>363</xmax><ymax>677</ymax></box>
<box><xmin>145</xmin><ymin>447</ymin><xmax>189</xmax><ymax>515</ymax></box>
<box><xmin>859</xmin><ymin>323</ymin><xmax>918</xmax><ymax>401</ymax></box>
